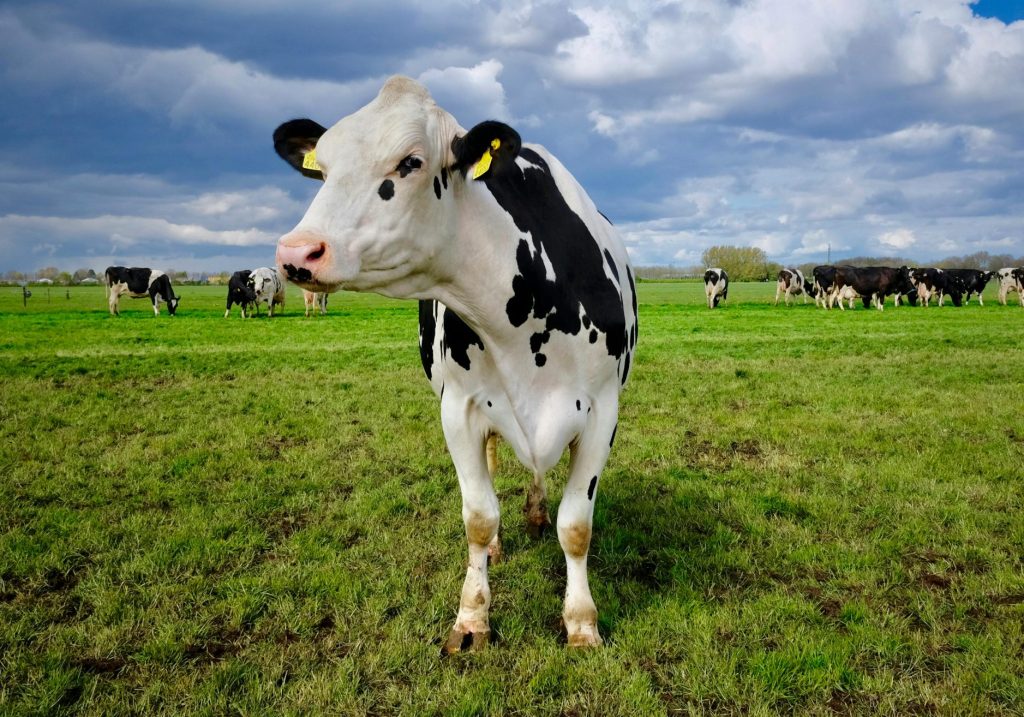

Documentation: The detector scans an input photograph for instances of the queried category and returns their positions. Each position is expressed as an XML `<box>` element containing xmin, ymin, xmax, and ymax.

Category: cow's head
<box><xmin>250</xmin><ymin>270</ymin><xmax>275</xmax><ymax>299</ymax></box>
<box><xmin>273</xmin><ymin>76</ymin><xmax>521</xmax><ymax>295</ymax></box>
<box><xmin>168</xmin><ymin>296</ymin><xmax>180</xmax><ymax>315</ymax></box>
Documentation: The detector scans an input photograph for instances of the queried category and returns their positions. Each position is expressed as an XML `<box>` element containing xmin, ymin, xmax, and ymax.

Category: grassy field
<box><xmin>1</xmin><ymin>281</ymin><xmax>1022</xmax><ymax>716</ymax></box>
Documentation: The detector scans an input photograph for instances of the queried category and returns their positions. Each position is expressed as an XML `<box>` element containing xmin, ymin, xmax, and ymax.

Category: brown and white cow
<box><xmin>302</xmin><ymin>289</ymin><xmax>328</xmax><ymax>317</ymax></box>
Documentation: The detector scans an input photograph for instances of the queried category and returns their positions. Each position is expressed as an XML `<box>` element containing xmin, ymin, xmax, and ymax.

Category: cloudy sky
<box><xmin>1</xmin><ymin>0</ymin><xmax>1022</xmax><ymax>273</ymax></box>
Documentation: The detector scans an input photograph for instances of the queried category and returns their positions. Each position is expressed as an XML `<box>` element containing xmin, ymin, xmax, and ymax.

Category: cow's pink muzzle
<box><xmin>276</xmin><ymin>232</ymin><xmax>330</xmax><ymax>285</ymax></box>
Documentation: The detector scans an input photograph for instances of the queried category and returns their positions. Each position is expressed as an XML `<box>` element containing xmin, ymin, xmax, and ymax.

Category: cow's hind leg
<box><xmin>524</xmin><ymin>471</ymin><xmax>550</xmax><ymax>538</ymax></box>
<box><xmin>559</xmin><ymin>412</ymin><xmax>616</xmax><ymax>648</ymax></box>
<box><xmin>485</xmin><ymin>433</ymin><xmax>502</xmax><ymax>564</ymax></box>
<box><xmin>440</xmin><ymin>403</ymin><xmax>499</xmax><ymax>654</ymax></box>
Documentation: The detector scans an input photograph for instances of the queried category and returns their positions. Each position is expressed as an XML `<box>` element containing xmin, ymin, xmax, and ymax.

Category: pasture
<box><xmin>1</xmin><ymin>282</ymin><xmax>1022</xmax><ymax>716</ymax></box>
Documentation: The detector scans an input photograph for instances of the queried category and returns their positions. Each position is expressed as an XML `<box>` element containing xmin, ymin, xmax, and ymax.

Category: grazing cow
<box><xmin>225</xmin><ymin>269</ymin><xmax>257</xmax><ymax>318</ymax></box>
<box><xmin>774</xmin><ymin>268</ymin><xmax>813</xmax><ymax>305</ymax></box>
<box><xmin>944</xmin><ymin>269</ymin><xmax>994</xmax><ymax>306</ymax></box>
<box><xmin>830</xmin><ymin>266</ymin><xmax>908</xmax><ymax>311</ymax></box>
<box><xmin>891</xmin><ymin>269</ymin><xmax>919</xmax><ymax>307</ymax></box>
<box><xmin>911</xmin><ymin>268</ymin><xmax>964</xmax><ymax>307</ymax></box>
<box><xmin>103</xmin><ymin>266</ymin><xmax>179</xmax><ymax>316</ymax></box>
<box><xmin>302</xmin><ymin>289</ymin><xmax>328</xmax><ymax>317</ymax></box>
<box><xmin>996</xmin><ymin>267</ymin><xmax>1023</xmax><ymax>306</ymax></box>
<box><xmin>811</xmin><ymin>265</ymin><xmax>838</xmax><ymax>308</ymax></box>
<box><xmin>250</xmin><ymin>267</ymin><xmax>286</xmax><ymax>316</ymax></box>
<box><xmin>704</xmin><ymin>268</ymin><xmax>728</xmax><ymax>308</ymax></box>
<box><xmin>272</xmin><ymin>76</ymin><xmax>637</xmax><ymax>650</ymax></box>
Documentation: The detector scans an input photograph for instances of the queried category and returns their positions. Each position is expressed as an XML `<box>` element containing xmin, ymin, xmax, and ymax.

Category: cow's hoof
<box><xmin>487</xmin><ymin>534</ymin><xmax>503</xmax><ymax>565</ymax></box>
<box><xmin>525</xmin><ymin>518</ymin><xmax>550</xmax><ymax>540</ymax></box>
<box><xmin>441</xmin><ymin>628</ymin><xmax>490</xmax><ymax>656</ymax></box>
<box><xmin>565</xmin><ymin>625</ymin><xmax>603</xmax><ymax>648</ymax></box>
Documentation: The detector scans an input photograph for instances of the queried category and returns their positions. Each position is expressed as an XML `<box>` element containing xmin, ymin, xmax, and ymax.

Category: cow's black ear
<box><xmin>273</xmin><ymin>119</ymin><xmax>328</xmax><ymax>181</ymax></box>
<box><xmin>451</xmin><ymin>121</ymin><xmax>521</xmax><ymax>179</ymax></box>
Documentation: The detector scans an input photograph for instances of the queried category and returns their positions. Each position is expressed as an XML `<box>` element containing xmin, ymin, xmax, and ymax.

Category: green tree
<box><xmin>701</xmin><ymin>245</ymin><xmax>774</xmax><ymax>281</ymax></box>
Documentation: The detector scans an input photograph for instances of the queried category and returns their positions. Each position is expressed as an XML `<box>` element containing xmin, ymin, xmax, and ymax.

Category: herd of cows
<box><xmin>103</xmin><ymin>263</ymin><xmax>1024</xmax><ymax>318</ymax></box>
<box><xmin>704</xmin><ymin>265</ymin><xmax>1024</xmax><ymax>310</ymax></box>
<box><xmin>102</xmin><ymin>265</ymin><xmax>328</xmax><ymax>318</ymax></box>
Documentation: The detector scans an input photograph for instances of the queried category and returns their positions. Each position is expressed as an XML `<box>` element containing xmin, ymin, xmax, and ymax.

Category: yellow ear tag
<box><xmin>472</xmin><ymin>139</ymin><xmax>501</xmax><ymax>180</ymax></box>
<box><xmin>302</xmin><ymin>149</ymin><xmax>322</xmax><ymax>172</ymax></box>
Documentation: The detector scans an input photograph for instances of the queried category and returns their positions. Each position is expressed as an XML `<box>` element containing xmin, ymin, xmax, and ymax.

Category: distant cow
<box><xmin>103</xmin><ymin>266</ymin><xmax>179</xmax><ymax>316</ymax></box>
<box><xmin>996</xmin><ymin>267</ymin><xmax>1023</xmax><ymax>306</ymax></box>
<box><xmin>225</xmin><ymin>270</ymin><xmax>257</xmax><ymax>318</ymax></box>
<box><xmin>830</xmin><ymin>266</ymin><xmax>907</xmax><ymax>311</ymax></box>
<box><xmin>891</xmin><ymin>269</ymin><xmax>919</xmax><ymax>307</ymax></box>
<box><xmin>302</xmin><ymin>289</ymin><xmax>328</xmax><ymax>317</ymax></box>
<box><xmin>704</xmin><ymin>268</ymin><xmax>728</xmax><ymax>308</ymax></box>
<box><xmin>250</xmin><ymin>267</ymin><xmax>286</xmax><ymax>316</ymax></box>
<box><xmin>811</xmin><ymin>265</ymin><xmax>838</xmax><ymax>308</ymax></box>
<box><xmin>944</xmin><ymin>269</ymin><xmax>994</xmax><ymax>306</ymax></box>
<box><xmin>774</xmin><ymin>268</ymin><xmax>813</xmax><ymax>306</ymax></box>
<box><xmin>911</xmin><ymin>268</ymin><xmax>964</xmax><ymax>307</ymax></box>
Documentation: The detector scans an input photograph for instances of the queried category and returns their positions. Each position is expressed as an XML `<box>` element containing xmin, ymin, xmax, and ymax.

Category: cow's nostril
<box><xmin>307</xmin><ymin>244</ymin><xmax>326</xmax><ymax>261</ymax></box>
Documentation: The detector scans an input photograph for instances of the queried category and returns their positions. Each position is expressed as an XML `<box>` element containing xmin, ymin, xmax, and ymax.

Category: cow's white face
<box><xmin>251</xmin><ymin>270</ymin><xmax>275</xmax><ymax>298</ymax></box>
<box><xmin>274</xmin><ymin>77</ymin><xmax>468</xmax><ymax>296</ymax></box>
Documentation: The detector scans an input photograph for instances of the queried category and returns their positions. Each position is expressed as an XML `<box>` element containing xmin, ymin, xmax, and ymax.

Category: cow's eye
<box><xmin>397</xmin><ymin>155</ymin><xmax>422</xmax><ymax>176</ymax></box>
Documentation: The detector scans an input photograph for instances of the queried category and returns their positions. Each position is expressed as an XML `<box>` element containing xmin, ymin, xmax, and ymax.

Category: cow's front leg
<box><xmin>559</xmin><ymin>414</ymin><xmax>616</xmax><ymax>648</ymax></box>
<box><xmin>441</xmin><ymin>402</ymin><xmax>499</xmax><ymax>654</ymax></box>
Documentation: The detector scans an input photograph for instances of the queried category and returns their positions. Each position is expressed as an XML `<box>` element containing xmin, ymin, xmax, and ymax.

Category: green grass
<box><xmin>1</xmin><ymin>282</ymin><xmax>1023</xmax><ymax>716</ymax></box>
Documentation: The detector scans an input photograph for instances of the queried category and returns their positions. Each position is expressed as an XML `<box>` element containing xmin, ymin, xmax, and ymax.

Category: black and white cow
<box><xmin>103</xmin><ymin>266</ymin><xmax>179</xmax><ymax>316</ymax></box>
<box><xmin>995</xmin><ymin>267</ymin><xmax>1023</xmax><ymax>306</ymax></box>
<box><xmin>225</xmin><ymin>269</ymin><xmax>257</xmax><ymax>318</ymax></box>
<box><xmin>302</xmin><ymin>289</ymin><xmax>328</xmax><ymax>317</ymax></box>
<box><xmin>704</xmin><ymin>268</ymin><xmax>728</xmax><ymax>308</ymax></box>
<box><xmin>911</xmin><ymin>268</ymin><xmax>964</xmax><ymax>307</ymax></box>
<box><xmin>830</xmin><ymin>266</ymin><xmax>907</xmax><ymax>311</ymax></box>
<box><xmin>811</xmin><ymin>265</ymin><xmax>838</xmax><ymax>308</ymax></box>
<box><xmin>774</xmin><ymin>267</ymin><xmax>812</xmax><ymax>306</ymax></box>
<box><xmin>891</xmin><ymin>268</ymin><xmax>919</xmax><ymax>307</ymax></box>
<box><xmin>272</xmin><ymin>76</ymin><xmax>637</xmax><ymax>650</ymax></box>
<box><xmin>944</xmin><ymin>269</ymin><xmax>994</xmax><ymax>306</ymax></box>
<box><xmin>250</xmin><ymin>267</ymin><xmax>286</xmax><ymax>316</ymax></box>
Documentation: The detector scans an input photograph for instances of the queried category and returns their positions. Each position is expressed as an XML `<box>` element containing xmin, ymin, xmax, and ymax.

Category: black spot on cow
<box><xmin>433</xmin><ymin>176</ymin><xmax>442</xmax><ymax>199</ymax></box>
<box><xmin>582</xmin><ymin>315</ymin><xmax>591</xmax><ymax>329</ymax></box>
<box><xmin>621</xmin><ymin>352</ymin><xmax>631</xmax><ymax>386</ymax></box>
<box><xmin>378</xmin><ymin>179</ymin><xmax>395</xmax><ymax>200</ymax></box>
<box><xmin>418</xmin><ymin>300</ymin><xmax>436</xmax><ymax>380</ymax></box>
<box><xmin>441</xmin><ymin>167</ymin><xmax>448</xmax><ymax>189</ymax></box>
<box><xmin>452</xmin><ymin>130</ymin><xmax>628</xmax><ymax>364</ymax></box>
<box><xmin>603</xmin><ymin>249</ymin><xmax>620</xmax><ymax>282</ymax></box>
<box><xmin>589</xmin><ymin>330</ymin><xmax>598</xmax><ymax>344</ymax></box>
<box><xmin>587</xmin><ymin>476</ymin><xmax>597</xmax><ymax>501</ymax></box>
<box><xmin>283</xmin><ymin>264</ymin><xmax>313</xmax><ymax>283</ymax></box>
<box><xmin>626</xmin><ymin>267</ymin><xmax>638</xmax><ymax>343</ymax></box>
<box><xmin>576</xmin><ymin>400</ymin><xmax>581</xmax><ymax>411</ymax></box>
<box><xmin>487</xmin><ymin>400</ymin><xmax>492</xmax><ymax>407</ymax></box>
<box><xmin>442</xmin><ymin>307</ymin><xmax>484</xmax><ymax>372</ymax></box>
<box><xmin>535</xmin><ymin>353</ymin><xmax>547</xmax><ymax>367</ymax></box>
<box><xmin>530</xmin><ymin>331</ymin><xmax>550</xmax><ymax>354</ymax></box>
<box><xmin>609</xmin><ymin>423</ymin><xmax>618</xmax><ymax>448</ymax></box>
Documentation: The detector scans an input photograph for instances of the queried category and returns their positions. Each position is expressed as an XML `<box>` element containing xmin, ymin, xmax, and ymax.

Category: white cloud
<box><xmin>418</xmin><ymin>60</ymin><xmax>511</xmax><ymax>124</ymax></box>
<box><xmin>878</xmin><ymin>228</ymin><xmax>918</xmax><ymax>249</ymax></box>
